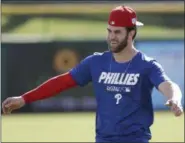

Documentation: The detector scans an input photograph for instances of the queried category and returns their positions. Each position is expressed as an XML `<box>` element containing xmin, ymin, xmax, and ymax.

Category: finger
<box><xmin>171</xmin><ymin>105</ymin><xmax>178</xmax><ymax>112</ymax></box>
<box><xmin>2</xmin><ymin>103</ymin><xmax>13</xmax><ymax>114</ymax></box>
<box><xmin>173</xmin><ymin>106</ymin><xmax>183</xmax><ymax>116</ymax></box>
<box><xmin>171</xmin><ymin>104</ymin><xmax>178</xmax><ymax>111</ymax></box>
<box><xmin>2</xmin><ymin>104</ymin><xmax>6</xmax><ymax>114</ymax></box>
<box><xmin>5</xmin><ymin>102</ymin><xmax>13</xmax><ymax>108</ymax></box>
<box><xmin>3</xmin><ymin>104</ymin><xmax>14</xmax><ymax>114</ymax></box>
<box><xmin>3</xmin><ymin>107</ymin><xmax>10</xmax><ymax>114</ymax></box>
<box><xmin>2</xmin><ymin>107</ymin><xmax>7</xmax><ymax>114</ymax></box>
<box><xmin>7</xmin><ymin>108</ymin><xmax>12</xmax><ymax>114</ymax></box>
<box><xmin>165</xmin><ymin>100</ymin><xmax>173</xmax><ymax>107</ymax></box>
<box><xmin>2</xmin><ymin>104</ymin><xmax>10</xmax><ymax>114</ymax></box>
<box><xmin>175</xmin><ymin>109</ymin><xmax>183</xmax><ymax>116</ymax></box>
<box><xmin>2</xmin><ymin>98</ymin><xmax>11</xmax><ymax>106</ymax></box>
<box><xmin>2</xmin><ymin>98</ymin><xmax>11</xmax><ymax>113</ymax></box>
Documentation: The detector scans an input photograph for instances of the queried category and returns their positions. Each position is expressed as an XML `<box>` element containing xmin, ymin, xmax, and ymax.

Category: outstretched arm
<box><xmin>2</xmin><ymin>72</ymin><xmax>77</xmax><ymax>114</ymax></box>
<box><xmin>22</xmin><ymin>72</ymin><xmax>77</xmax><ymax>103</ymax></box>
<box><xmin>158</xmin><ymin>81</ymin><xmax>183</xmax><ymax>116</ymax></box>
<box><xmin>158</xmin><ymin>81</ymin><xmax>182</xmax><ymax>103</ymax></box>
<box><xmin>2</xmin><ymin>55</ymin><xmax>93</xmax><ymax>114</ymax></box>
<box><xmin>149</xmin><ymin>60</ymin><xmax>183</xmax><ymax>116</ymax></box>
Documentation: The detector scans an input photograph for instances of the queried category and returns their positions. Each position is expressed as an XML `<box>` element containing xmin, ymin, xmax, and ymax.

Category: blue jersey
<box><xmin>69</xmin><ymin>51</ymin><xmax>170</xmax><ymax>142</ymax></box>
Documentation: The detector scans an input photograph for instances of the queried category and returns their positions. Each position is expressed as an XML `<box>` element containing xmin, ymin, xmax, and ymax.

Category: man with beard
<box><xmin>2</xmin><ymin>5</ymin><xmax>183</xmax><ymax>143</ymax></box>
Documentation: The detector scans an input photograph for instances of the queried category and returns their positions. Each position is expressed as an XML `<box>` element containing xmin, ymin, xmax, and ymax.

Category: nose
<box><xmin>109</xmin><ymin>32</ymin><xmax>116</xmax><ymax>40</ymax></box>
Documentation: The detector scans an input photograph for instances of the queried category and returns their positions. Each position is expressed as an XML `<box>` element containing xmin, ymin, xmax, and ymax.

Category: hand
<box><xmin>165</xmin><ymin>99</ymin><xmax>183</xmax><ymax>117</ymax></box>
<box><xmin>2</xmin><ymin>96</ymin><xmax>25</xmax><ymax>114</ymax></box>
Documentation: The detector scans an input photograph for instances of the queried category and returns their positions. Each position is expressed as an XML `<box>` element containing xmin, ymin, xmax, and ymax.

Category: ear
<box><xmin>128</xmin><ymin>30</ymin><xmax>135</xmax><ymax>41</ymax></box>
<box><xmin>130</xmin><ymin>30</ymin><xmax>135</xmax><ymax>37</ymax></box>
<box><xmin>127</xmin><ymin>31</ymin><xmax>132</xmax><ymax>40</ymax></box>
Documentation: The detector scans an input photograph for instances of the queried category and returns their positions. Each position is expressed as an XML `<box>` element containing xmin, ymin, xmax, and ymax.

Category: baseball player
<box><xmin>2</xmin><ymin>6</ymin><xmax>183</xmax><ymax>143</ymax></box>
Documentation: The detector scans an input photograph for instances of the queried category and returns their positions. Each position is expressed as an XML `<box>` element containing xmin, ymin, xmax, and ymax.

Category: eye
<box><xmin>107</xmin><ymin>28</ymin><xmax>111</xmax><ymax>33</ymax></box>
<box><xmin>115</xmin><ymin>30</ymin><xmax>121</xmax><ymax>34</ymax></box>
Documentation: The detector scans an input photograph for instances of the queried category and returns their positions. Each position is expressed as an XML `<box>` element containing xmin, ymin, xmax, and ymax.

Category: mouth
<box><xmin>110</xmin><ymin>42</ymin><xmax>118</xmax><ymax>45</ymax></box>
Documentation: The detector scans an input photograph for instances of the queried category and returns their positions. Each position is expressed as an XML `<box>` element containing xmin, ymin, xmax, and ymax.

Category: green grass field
<box><xmin>2</xmin><ymin>16</ymin><xmax>184</xmax><ymax>40</ymax></box>
<box><xmin>2</xmin><ymin>111</ymin><xmax>184</xmax><ymax>142</ymax></box>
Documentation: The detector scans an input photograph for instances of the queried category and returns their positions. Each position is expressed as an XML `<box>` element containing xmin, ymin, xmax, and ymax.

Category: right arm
<box><xmin>2</xmin><ymin>72</ymin><xmax>77</xmax><ymax>114</ymax></box>
<box><xmin>2</xmin><ymin>55</ymin><xmax>93</xmax><ymax>114</ymax></box>
<box><xmin>22</xmin><ymin>72</ymin><xmax>77</xmax><ymax>103</ymax></box>
<box><xmin>24</xmin><ymin>53</ymin><xmax>93</xmax><ymax>103</ymax></box>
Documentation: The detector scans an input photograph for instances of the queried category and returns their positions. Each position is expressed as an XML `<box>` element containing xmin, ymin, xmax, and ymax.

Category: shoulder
<box><xmin>139</xmin><ymin>51</ymin><xmax>157</xmax><ymax>67</ymax></box>
<box><xmin>81</xmin><ymin>51</ymin><xmax>110</xmax><ymax>65</ymax></box>
<box><xmin>138</xmin><ymin>51</ymin><xmax>163</xmax><ymax>71</ymax></box>
<box><xmin>139</xmin><ymin>51</ymin><xmax>154</xmax><ymax>62</ymax></box>
<box><xmin>85</xmin><ymin>51</ymin><xmax>110</xmax><ymax>61</ymax></box>
<box><xmin>93</xmin><ymin>51</ymin><xmax>110</xmax><ymax>57</ymax></box>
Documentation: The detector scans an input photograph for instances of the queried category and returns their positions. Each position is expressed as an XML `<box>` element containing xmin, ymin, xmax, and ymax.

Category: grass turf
<box><xmin>2</xmin><ymin>111</ymin><xmax>184</xmax><ymax>142</ymax></box>
<box><xmin>2</xmin><ymin>17</ymin><xmax>184</xmax><ymax>40</ymax></box>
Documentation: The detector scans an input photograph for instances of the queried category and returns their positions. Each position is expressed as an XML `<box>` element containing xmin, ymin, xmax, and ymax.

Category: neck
<box><xmin>113</xmin><ymin>44</ymin><xmax>138</xmax><ymax>63</ymax></box>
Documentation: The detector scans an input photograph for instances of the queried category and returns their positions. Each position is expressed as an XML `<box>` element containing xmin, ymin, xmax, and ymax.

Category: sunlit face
<box><xmin>107</xmin><ymin>25</ymin><xmax>129</xmax><ymax>53</ymax></box>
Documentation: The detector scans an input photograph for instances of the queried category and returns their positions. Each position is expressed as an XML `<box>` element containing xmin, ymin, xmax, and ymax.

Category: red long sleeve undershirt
<box><xmin>22</xmin><ymin>72</ymin><xmax>77</xmax><ymax>103</ymax></box>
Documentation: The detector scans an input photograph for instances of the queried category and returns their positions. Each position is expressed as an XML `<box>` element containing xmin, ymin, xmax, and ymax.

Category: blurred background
<box><xmin>1</xmin><ymin>0</ymin><xmax>184</xmax><ymax>142</ymax></box>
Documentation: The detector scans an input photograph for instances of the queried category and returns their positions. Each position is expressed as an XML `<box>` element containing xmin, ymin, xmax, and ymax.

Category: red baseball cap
<box><xmin>108</xmin><ymin>5</ymin><xmax>144</xmax><ymax>27</ymax></box>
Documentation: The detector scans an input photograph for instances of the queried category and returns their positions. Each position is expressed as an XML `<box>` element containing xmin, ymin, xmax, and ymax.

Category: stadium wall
<box><xmin>1</xmin><ymin>40</ymin><xmax>184</xmax><ymax>113</ymax></box>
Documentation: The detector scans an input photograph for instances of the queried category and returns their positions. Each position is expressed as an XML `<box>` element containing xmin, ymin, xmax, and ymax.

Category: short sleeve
<box><xmin>148</xmin><ymin>60</ymin><xmax>171</xmax><ymax>89</ymax></box>
<box><xmin>69</xmin><ymin>55</ymin><xmax>93</xmax><ymax>87</ymax></box>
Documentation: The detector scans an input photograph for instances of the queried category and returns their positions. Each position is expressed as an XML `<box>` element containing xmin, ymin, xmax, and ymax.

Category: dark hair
<box><xmin>126</xmin><ymin>26</ymin><xmax>137</xmax><ymax>40</ymax></box>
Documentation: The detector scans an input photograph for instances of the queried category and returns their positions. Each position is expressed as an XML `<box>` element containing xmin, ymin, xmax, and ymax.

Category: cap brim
<box><xmin>136</xmin><ymin>21</ymin><xmax>144</xmax><ymax>26</ymax></box>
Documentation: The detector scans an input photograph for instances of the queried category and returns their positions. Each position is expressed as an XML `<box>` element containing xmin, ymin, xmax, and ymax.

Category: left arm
<box><xmin>149</xmin><ymin>60</ymin><xmax>183</xmax><ymax>116</ymax></box>
<box><xmin>158</xmin><ymin>81</ymin><xmax>182</xmax><ymax>106</ymax></box>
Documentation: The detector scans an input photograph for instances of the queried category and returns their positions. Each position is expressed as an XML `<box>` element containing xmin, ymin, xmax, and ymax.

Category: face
<box><xmin>107</xmin><ymin>25</ymin><xmax>129</xmax><ymax>53</ymax></box>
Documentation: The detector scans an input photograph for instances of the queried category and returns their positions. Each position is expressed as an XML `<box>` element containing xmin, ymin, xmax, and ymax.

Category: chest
<box><xmin>91</xmin><ymin>62</ymin><xmax>150</xmax><ymax>102</ymax></box>
<box><xmin>92</xmin><ymin>62</ymin><xmax>147</xmax><ymax>87</ymax></box>
<box><xmin>91</xmin><ymin>63</ymin><xmax>151</xmax><ymax>113</ymax></box>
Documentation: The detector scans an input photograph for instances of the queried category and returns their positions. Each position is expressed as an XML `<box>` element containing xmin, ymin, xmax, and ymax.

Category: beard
<box><xmin>108</xmin><ymin>34</ymin><xmax>128</xmax><ymax>53</ymax></box>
